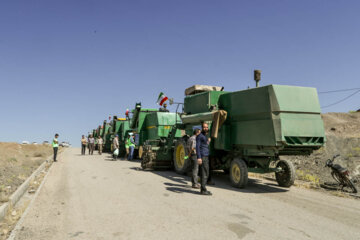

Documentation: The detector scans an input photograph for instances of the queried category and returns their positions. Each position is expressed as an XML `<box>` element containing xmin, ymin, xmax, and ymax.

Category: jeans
<box><xmin>191</xmin><ymin>155</ymin><xmax>199</xmax><ymax>185</ymax></box>
<box><xmin>81</xmin><ymin>144</ymin><xmax>86</xmax><ymax>155</ymax></box>
<box><xmin>89</xmin><ymin>143</ymin><xmax>94</xmax><ymax>155</ymax></box>
<box><xmin>53</xmin><ymin>147</ymin><xmax>58</xmax><ymax>161</ymax></box>
<box><xmin>199</xmin><ymin>156</ymin><xmax>209</xmax><ymax>191</ymax></box>
<box><xmin>128</xmin><ymin>146</ymin><xmax>134</xmax><ymax>160</ymax></box>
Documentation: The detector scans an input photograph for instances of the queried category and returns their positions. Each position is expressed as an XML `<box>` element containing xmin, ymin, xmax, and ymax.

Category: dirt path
<box><xmin>12</xmin><ymin>148</ymin><xmax>360</xmax><ymax>240</ymax></box>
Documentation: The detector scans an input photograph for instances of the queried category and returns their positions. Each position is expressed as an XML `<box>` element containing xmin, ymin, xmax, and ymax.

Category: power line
<box><xmin>318</xmin><ymin>87</ymin><xmax>360</xmax><ymax>94</ymax></box>
<box><xmin>321</xmin><ymin>89</ymin><xmax>360</xmax><ymax>109</ymax></box>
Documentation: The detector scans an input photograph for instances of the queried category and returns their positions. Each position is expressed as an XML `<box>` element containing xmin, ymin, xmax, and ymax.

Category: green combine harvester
<box><xmin>101</xmin><ymin>120</ymin><xmax>112</xmax><ymax>152</ymax></box>
<box><xmin>106</xmin><ymin>116</ymin><xmax>128</xmax><ymax>153</ymax></box>
<box><xmin>125</xmin><ymin>103</ymin><xmax>182</xmax><ymax>159</ymax></box>
<box><xmin>117</xmin><ymin>118</ymin><xmax>130</xmax><ymax>157</ymax></box>
<box><xmin>142</xmin><ymin>72</ymin><xmax>325</xmax><ymax>188</ymax></box>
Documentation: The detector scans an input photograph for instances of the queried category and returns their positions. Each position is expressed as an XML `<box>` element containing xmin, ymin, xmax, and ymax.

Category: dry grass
<box><xmin>0</xmin><ymin>143</ymin><xmax>52</xmax><ymax>205</ymax></box>
<box><xmin>0</xmin><ymin>201</ymin><xmax>30</xmax><ymax>239</ymax></box>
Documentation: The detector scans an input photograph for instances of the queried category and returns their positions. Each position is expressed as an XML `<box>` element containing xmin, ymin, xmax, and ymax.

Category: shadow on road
<box><xmin>164</xmin><ymin>182</ymin><xmax>200</xmax><ymax>194</ymax></box>
<box><xmin>129</xmin><ymin>165</ymin><xmax>289</xmax><ymax>194</ymax></box>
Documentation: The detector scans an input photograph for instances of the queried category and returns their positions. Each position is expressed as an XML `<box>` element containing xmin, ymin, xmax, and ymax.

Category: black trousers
<box><xmin>53</xmin><ymin>147</ymin><xmax>58</xmax><ymax>161</ymax></box>
<box><xmin>200</xmin><ymin>156</ymin><xmax>209</xmax><ymax>191</ymax></box>
<box><xmin>81</xmin><ymin>144</ymin><xmax>86</xmax><ymax>155</ymax></box>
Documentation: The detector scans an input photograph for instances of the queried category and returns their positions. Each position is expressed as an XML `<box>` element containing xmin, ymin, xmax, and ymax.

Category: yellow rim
<box><xmin>139</xmin><ymin>146</ymin><xmax>143</xmax><ymax>158</ymax></box>
<box><xmin>231</xmin><ymin>164</ymin><xmax>241</xmax><ymax>183</ymax></box>
<box><xmin>175</xmin><ymin>144</ymin><xmax>185</xmax><ymax>168</ymax></box>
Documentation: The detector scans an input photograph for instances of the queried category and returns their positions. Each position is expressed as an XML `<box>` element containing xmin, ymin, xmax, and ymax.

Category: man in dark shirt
<box><xmin>196</xmin><ymin>123</ymin><xmax>212</xmax><ymax>195</ymax></box>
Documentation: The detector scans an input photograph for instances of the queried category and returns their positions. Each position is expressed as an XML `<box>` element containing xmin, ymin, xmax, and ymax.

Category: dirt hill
<box><xmin>288</xmin><ymin>112</ymin><xmax>360</xmax><ymax>188</ymax></box>
<box><xmin>0</xmin><ymin>143</ymin><xmax>52</xmax><ymax>204</ymax></box>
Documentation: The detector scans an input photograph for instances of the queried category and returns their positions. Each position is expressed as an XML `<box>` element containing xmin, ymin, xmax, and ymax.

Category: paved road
<box><xmin>14</xmin><ymin>148</ymin><xmax>360</xmax><ymax>240</ymax></box>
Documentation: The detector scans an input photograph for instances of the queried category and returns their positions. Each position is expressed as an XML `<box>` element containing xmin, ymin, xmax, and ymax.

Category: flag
<box><xmin>157</xmin><ymin>92</ymin><xmax>168</xmax><ymax>106</ymax></box>
<box><xmin>125</xmin><ymin>109</ymin><xmax>129</xmax><ymax>116</ymax></box>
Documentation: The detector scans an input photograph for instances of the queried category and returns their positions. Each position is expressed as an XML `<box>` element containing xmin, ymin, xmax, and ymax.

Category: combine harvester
<box><xmin>106</xmin><ymin>116</ymin><xmax>129</xmax><ymax>154</ymax></box>
<box><xmin>100</xmin><ymin>120</ymin><xmax>112</xmax><ymax>152</ymax></box>
<box><xmin>142</xmin><ymin>71</ymin><xmax>326</xmax><ymax>188</ymax></box>
<box><xmin>121</xmin><ymin>103</ymin><xmax>182</xmax><ymax>160</ymax></box>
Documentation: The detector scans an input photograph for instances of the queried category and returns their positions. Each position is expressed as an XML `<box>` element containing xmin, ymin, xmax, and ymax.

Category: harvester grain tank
<box><xmin>142</xmin><ymin>73</ymin><xmax>326</xmax><ymax>188</ymax></box>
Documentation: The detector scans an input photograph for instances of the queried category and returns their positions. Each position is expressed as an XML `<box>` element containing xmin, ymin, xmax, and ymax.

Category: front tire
<box><xmin>344</xmin><ymin>177</ymin><xmax>358</xmax><ymax>193</ymax></box>
<box><xmin>275</xmin><ymin>159</ymin><xmax>295</xmax><ymax>187</ymax></box>
<box><xmin>229</xmin><ymin>158</ymin><xmax>248</xmax><ymax>188</ymax></box>
<box><xmin>173</xmin><ymin>139</ymin><xmax>191</xmax><ymax>174</ymax></box>
<box><xmin>138</xmin><ymin>146</ymin><xmax>144</xmax><ymax>159</ymax></box>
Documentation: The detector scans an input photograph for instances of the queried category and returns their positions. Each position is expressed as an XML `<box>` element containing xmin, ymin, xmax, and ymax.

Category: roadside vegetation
<box><xmin>0</xmin><ymin>143</ymin><xmax>52</xmax><ymax>205</ymax></box>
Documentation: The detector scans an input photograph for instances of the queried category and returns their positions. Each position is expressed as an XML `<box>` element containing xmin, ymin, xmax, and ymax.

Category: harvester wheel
<box><xmin>138</xmin><ymin>146</ymin><xmax>143</xmax><ymax>159</ymax></box>
<box><xmin>275</xmin><ymin>159</ymin><xmax>295</xmax><ymax>187</ymax></box>
<box><xmin>173</xmin><ymin>139</ymin><xmax>191</xmax><ymax>174</ymax></box>
<box><xmin>230</xmin><ymin>158</ymin><xmax>248</xmax><ymax>188</ymax></box>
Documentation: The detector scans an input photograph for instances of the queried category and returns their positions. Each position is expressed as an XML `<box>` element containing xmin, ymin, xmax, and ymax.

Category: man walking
<box><xmin>196</xmin><ymin>123</ymin><xmax>212</xmax><ymax>195</ymax></box>
<box><xmin>97</xmin><ymin>136</ymin><xmax>103</xmax><ymax>155</ymax></box>
<box><xmin>81</xmin><ymin>135</ymin><xmax>87</xmax><ymax>155</ymax></box>
<box><xmin>88</xmin><ymin>134</ymin><xmax>95</xmax><ymax>155</ymax></box>
<box><xmin>52</xmin><ymin>133</ymin><xmax>59</xmax><ymax>162</ymax></box>
<box><xmin>128</xmin><ymin>134</ymin><xmax>136</xmax><ymax>160</ymax></box>
<box><xmin>188</xmin><ymin>128</ymin><xmax>201</xmax><ymax>189</ymax></box>
<box><xmin>113</xmin><ymin>135</ymin><xmax>119</xmax><ymax>160</ymax></box>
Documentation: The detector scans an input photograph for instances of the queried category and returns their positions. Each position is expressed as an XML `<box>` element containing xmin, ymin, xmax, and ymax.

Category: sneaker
<box><xmin>200</xmin><ymin>190</ymin><xmax>212</xmax><ymax>195</ymax></box>
<box><xmin>192</xmin><ymin>184</ymin><xmax>200</xmax><ymax>189</ymax></box>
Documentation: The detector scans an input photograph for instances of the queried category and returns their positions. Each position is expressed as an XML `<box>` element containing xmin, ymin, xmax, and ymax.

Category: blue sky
<box><xmin>0</xmin><ymin>0</ymin><xmax>359</xmax><ymax>146</ymax></box>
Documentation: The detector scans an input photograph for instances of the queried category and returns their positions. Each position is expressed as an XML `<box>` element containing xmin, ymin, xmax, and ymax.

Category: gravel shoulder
<box><xmin>13</xmin><ymin>148</ymin><xmax>360</xmax><ymax>240</ymax></box>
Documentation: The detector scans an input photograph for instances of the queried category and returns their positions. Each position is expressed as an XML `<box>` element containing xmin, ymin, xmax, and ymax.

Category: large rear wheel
<box><xmin>229</xmin><ymin>158</ymin><xmax>248</xmax><ymax>188</ymax></box>
<box><xmin>173</xmin><ymin>139</ymin><xmax>191</xmax><ymax>174</ymax></box>
<box><xmin>275</xmin><ymin>159</ymin><xmax>295</xmax><ymax>187</ymax></box>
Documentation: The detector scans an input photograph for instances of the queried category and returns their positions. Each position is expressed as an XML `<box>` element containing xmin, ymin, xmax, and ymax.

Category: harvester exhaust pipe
<box><xmin>254</xmin><ymin>70</ymin><xmax>261</xmax><ymax>87</ymax></box>
<box><xmin>113</xmin><ymin>115</ymin><xmax>117</xmax><ymax>128</ymax></box>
